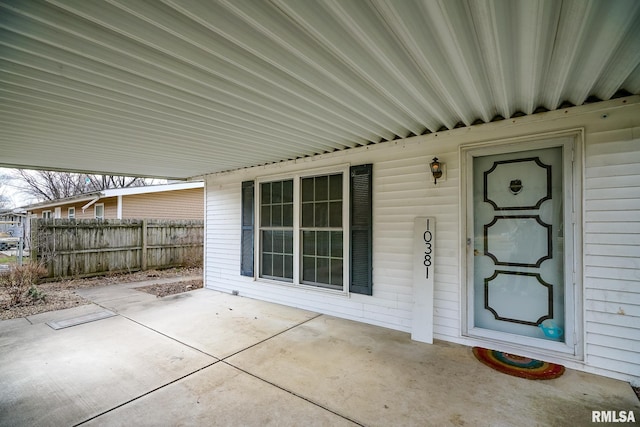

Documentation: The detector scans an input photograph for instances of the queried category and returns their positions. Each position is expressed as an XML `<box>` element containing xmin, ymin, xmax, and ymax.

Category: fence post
<box><xmin>141</xmin><ymin>219</ymin><xmax>148</xmax><ymax>271</ymax></box>
<box><xmin>30</xmin><ymin>217</ymin><xmax>38</xmax><ymax>263</ymax></box>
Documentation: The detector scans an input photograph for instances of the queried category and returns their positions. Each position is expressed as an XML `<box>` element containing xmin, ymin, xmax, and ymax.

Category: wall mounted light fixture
<box><xmin>430</xmin><ymin>157</ymin><xmax>443</xmax><ymax>184</ymax></box>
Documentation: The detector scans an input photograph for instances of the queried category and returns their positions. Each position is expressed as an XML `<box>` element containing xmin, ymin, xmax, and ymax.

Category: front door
<box><xmin>466</xmin><ymin>138</ymin><xmax>577</xmax><ymax>353</ymax></box>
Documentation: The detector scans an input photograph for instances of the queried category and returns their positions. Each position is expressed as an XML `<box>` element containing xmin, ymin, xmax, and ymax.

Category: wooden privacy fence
<box><xmin>31</xmin><ymin>219</ymin><xmax>204</xmax><ymax>279</ymax></box>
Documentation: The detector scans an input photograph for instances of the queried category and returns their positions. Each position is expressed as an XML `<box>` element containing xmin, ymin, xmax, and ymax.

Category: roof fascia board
<box><xmin>24</xmin><ymin>194</ymin><xmax>102</xmax><ymax>211</ymax></box>
<box><xmin>23</xmin><ymin>182</ymin><xmax>204</xmax><ymax>210</ymax></box>
<box><xmin>100</xmin><ymin>181</ymin><xmax>203</xmax><ymax>197</ymax></box>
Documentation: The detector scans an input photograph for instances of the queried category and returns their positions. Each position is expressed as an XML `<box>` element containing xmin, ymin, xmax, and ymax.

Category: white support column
<box><xmin>116</xmin><ymin>195</ymin><xmax>123</xmax><ymax>219</ymax></box>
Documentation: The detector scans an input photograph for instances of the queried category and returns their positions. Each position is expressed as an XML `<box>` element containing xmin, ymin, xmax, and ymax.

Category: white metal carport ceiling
<box><xmin>1</xmin><ymin>0</ymin><xmax>639</xmax><ymax>180</ymax></box>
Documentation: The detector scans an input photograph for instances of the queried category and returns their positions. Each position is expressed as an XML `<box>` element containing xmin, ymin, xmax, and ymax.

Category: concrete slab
<box><xmin>2</xmin><ymin>283</ymin><xmax>638</xmax><ymax>426</ymax></box>
<box><xmin>119</xmin><ymin>289</ymin><xmax>320</xmax><ymax>359</ymax></box>
<box><xmin>227</xmin><ymin>315</ymin><xmax>640</xmax><ymax>427</ymax></box>
<box><xmin>75</xmin><ymin>285</ymin><xmax>158</xmax><ymax>311</ymax></box>
<box><xmin>0</xmin><ymin>315</ymin><xmax>215</xmax><ymax>426</ymax></box>
<box><xmin>83</xmin><ymin>362</ymin><xmax>358</xmax><ymax>426</ymax></box>
<box><xmin>0</xmin><ymin>317</ymin><xmax>30</xmax><ymax>332</ymax></box>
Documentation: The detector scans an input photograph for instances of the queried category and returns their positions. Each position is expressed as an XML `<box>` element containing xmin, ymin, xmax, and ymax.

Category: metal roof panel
<box><xmin>1</xmin><ymin>0</ymin><xmax>638</xmax><ymax>178</ymax></box>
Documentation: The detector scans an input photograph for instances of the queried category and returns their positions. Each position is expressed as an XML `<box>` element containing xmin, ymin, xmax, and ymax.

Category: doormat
<box><xmin>472</xmin><ymin>347</ymin><xmax>565</xmax><ymax>380</ymax></box>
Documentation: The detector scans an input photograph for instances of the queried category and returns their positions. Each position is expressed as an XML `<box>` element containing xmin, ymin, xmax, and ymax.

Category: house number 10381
<box><xmin>423</xmin><ymin>219</ymin><xmax>433</xmax><ymax>279</ymax></box>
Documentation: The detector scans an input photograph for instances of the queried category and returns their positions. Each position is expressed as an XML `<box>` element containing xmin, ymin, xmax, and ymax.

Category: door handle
<box><xmin>468</xmin><ymin>238</ymin><xmax>480</xmax><ymax>256</ymax></box>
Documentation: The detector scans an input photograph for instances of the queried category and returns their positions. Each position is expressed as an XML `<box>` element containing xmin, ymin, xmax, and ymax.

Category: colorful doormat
<box><xmin>472</xmin><ymin>347</ymin><xmax>565</xmax><ymax>380</ymax></box>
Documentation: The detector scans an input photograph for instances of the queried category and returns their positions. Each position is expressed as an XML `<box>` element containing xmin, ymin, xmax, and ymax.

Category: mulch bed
<box><xmin>136</xmin><ymin>279</ymin><xmax>203</xmax><ymax>298</ymax></box>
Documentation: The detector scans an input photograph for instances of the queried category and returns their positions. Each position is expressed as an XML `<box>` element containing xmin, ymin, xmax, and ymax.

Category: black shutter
<box><xmin>350</xmin><ymin>164</ymin><xmax>373</xmax><ymax>295</ymax></box>
<box><xmin>241</xmin><ymin>181</ymin><xmax>254</xmax><ymax>276</ymax></box>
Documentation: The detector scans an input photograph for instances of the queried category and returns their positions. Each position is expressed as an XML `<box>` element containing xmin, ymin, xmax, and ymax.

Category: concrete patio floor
<box><xmin>1</xmin><ymin>282</ymin><xmax>638</xmax><ymax>426</ymax></box>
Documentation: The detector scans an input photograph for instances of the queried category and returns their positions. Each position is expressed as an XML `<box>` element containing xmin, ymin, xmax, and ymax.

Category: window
<box><xmin>42</xmin><ymin>210</ymin><xmax>51</xmax><ymax>219</ymax></box>
<box><xmin>95</xmin><ymin>204</ymin><xmax>104</xmax><ymax>220</ymax></box>
<box><xmin>68</xmin><ymin>207</ymin><xmax>75</xmax><ymax>219</ymax></box>
<box><xmin>260</xmin><ymin>179</ymin><xmax>294</xmax><ymax>281</ymax></box>
<box><xmin>300</xmin><ymin>174</ymin><xmax>343</xmax><ymax>288</ymax></box>
<box><xmin>242</xmin><ymin>164</ymin><xmax>372</xmax><ymax>295</ymax></box>
<box><xmin>54</xmin><ymin>207</ymin><xmax>61</xmax><ymax>219</ymax></box>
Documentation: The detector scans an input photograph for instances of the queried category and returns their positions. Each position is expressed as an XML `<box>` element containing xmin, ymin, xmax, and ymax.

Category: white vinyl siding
<box><xmin>204</xmin><ymin>100</ymin><xmax>640</xmax><ymax>384</ymax></box>
<box><xmin>583</xmin><ymin>128</ymin><xmax>640</xmax><ymax>380</ymax></box>
<box><xmin>374</xmin><ymin>153</ymin><xmax>460</xmax><ymax>338</ymax></box>
<box><xmin>205</xmin><ymin>151</ymin><xmax>458</xmax><ymax>333</ymax></box>
<box><xmin>205</xmin><ymin>177</ymin><xmax>414</xmax><ymax>331</ymax></box>
<box><xmin>206</xmin><ymin>183</ymin><xmax>241</xmax><ymax>283</ymax></box>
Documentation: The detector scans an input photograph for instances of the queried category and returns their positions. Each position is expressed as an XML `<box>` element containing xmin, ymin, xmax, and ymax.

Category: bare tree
<box><xmin>12</xmin><ymin>170</ymin><xmax>156</xmax><ymax>202</ymax></box>
<box><xmin>0</xmin><ymin>193</ymin><xmax>10</xmax><ymax>210</ymax></box>
<box><xmin>0</xmin><ymin>172</ymin><xmax>13</xmax><ymax>209</ymax></box>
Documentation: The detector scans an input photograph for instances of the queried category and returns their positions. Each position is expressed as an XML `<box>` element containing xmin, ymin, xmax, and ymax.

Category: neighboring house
<box><xmin>0</xmin><ymin>208</ymin><xmax>26</xmax><ymax>232</ymax></box>
<box><xmin>204</xmin><ymin>98</ymin><xmax>640</xmax><ymax>386</ymax></box>
<box><xmin>0</xmin><ymin>208</ymin><xmax>28</xmax><ymax>251</ymax></box>
<box><xmin>25</xmin><ymin>182</ymin><xmax>204</xmax><ymax>220</ymax></box>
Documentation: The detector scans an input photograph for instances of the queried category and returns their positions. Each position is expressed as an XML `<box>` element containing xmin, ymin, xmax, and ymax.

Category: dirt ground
<box><xmin>0</xmin><ymin>267</ymin><xmax>203</xmax><ymax>320</ymax></box>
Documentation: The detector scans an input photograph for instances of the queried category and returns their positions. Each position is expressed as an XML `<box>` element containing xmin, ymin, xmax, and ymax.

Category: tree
<box><xmin>0</xmin><ymin>195</ymin><xmax>9</xmax><ymax>210</ymax></box>
<box><xmin>12</xmin><ymin>170</ymin><xmax>157</xmax><ymax>202</ymax></box>
<box><xmin>0</xmin><ymin>172</ymin><xmax>13</xmax><ymax>209</ymax></box>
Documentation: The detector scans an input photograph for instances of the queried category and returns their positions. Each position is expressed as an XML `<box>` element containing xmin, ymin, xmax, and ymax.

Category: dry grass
<box><xmin>0</xmin><ymin>267</ymin><xmax>202</xmax><ymax>320</ymax></box>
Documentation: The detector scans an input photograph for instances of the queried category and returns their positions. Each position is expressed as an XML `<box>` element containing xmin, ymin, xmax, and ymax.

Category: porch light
<box><xmin>430</xmin><ymin>157</ymin><xmax>443</xmax><ymax>184</ymax></box>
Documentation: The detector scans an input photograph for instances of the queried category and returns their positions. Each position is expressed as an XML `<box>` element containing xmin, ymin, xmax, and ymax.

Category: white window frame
<box><xmin>42</xmin><ymin>210</ymin><xmax>51</xmax><ymax>219</ymax></box>
<box><xmin>68</xmin><ymin>207</ymin><xmax>75</xmax><ymax>219</ymax></box>
<box><xmin>255</xmin><ymin>164</ymin><xmax>350</xmax><ymax>295</ymax></box>
<box><xmin>95</xmin><ymin>203</ymin><xmax>105</xmax><ymax>220</ymax></box>
<box><xmin>54</xmin><ymin>207</ymin><xmax>62</xmax><ymax>219</ymax></box>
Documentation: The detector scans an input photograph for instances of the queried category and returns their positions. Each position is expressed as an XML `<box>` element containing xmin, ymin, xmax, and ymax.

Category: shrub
<box><xmin>0</xmin><ymin>263</ymin><xmax>48</xmax><ymax>307</ymax></box>
<box><xmin>27</xmin><ymin>285</ymin><xmax>47</xmax><ymax>303</ymax></box>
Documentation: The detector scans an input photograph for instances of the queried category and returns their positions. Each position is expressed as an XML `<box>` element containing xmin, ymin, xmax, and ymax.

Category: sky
<box><xmin>0</xmin><ymin>167</ymin><xmax>35</xmax><ymax>209</ymax></box>
<box><xmin>0</xmin><ymin>167</ymin><xmax>168</xmax><ymax>210</ymax></box>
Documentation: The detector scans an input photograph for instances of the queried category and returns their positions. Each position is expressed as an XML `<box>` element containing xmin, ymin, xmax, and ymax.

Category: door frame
<box><xmin>460</xmin><ymin>129</ymin><xmax>584</xmax><ymax>360</ymax></box>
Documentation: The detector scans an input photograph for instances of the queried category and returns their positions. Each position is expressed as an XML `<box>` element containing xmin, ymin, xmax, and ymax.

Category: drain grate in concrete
<box><xmin>46</xmin><ymin>310</ymin><xmax>117</xmax><ymax>330</ymax></box>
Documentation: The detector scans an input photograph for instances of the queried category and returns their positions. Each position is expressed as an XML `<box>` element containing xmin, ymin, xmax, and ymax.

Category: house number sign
<box><xmin>423</xmin><ymin>219</ymin><xmax>433</xmax><ymax>279</ymax></box>
<box><xmin>412</xmin><ymin>217</ymin><xmax>436</xmax><ymax>344</ymax></box>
